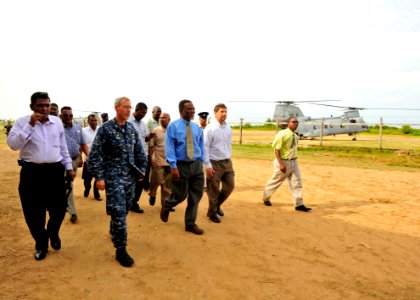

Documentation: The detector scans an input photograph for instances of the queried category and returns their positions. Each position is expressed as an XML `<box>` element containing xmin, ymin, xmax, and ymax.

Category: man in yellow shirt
<box><xmin>262</xmin><ymin>117</ymin><xmax>311</xmax><ymax>212</ymax></box>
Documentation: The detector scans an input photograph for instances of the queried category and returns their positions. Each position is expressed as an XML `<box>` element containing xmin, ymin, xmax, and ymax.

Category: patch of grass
<box><xmin>231</xmin><ymin>124</ymin><xmax>278</xmax><ymax>130</ymax></box>
<box><xmin>232</xmin><ymin>143</ymin><xmax>420</xmax><ymax>171</ymax></box>
<box><xmin>0</xmin><ymin>125</ymin><xmax>7</xmax><ymax>145</ymax></box>
<box><xmin>365</xmin><ymin>125</ymin><xmax>420</xmax><ymax>136</ymax></box>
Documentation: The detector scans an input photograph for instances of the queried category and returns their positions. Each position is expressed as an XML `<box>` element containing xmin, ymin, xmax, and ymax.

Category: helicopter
<box><xmin>272</xmin><ymin>100</ymin><xmax>369</xmax><ymax>139</ymax></box>
<box><xmin>72</xmin><ymin>110</ymin><xmax>106</xmax><ymax>127</ymax></box>
<box><xmin>231</xmin><ymin>100</ymin><xmax>420</xmax><ymax>139</ymax></box>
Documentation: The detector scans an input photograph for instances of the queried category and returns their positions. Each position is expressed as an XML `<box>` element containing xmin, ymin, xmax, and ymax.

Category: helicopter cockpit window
<box><xmin>350</xmin><ymin>119</ymin><xmax>356</xmax><ymax>123</ymax></box>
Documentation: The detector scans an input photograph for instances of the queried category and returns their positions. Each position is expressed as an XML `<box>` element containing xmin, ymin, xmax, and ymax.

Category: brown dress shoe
<box><xmin>185</xmin><ymin>224</ymin><xmax>204</xmax><ymax>235</ymax></box>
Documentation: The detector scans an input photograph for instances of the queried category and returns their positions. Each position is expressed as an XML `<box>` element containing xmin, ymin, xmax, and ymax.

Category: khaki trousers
<box><xmin>206</xmin><ymin>159</ymin><xmax>235</xmax><ymax>217</ymax></box>
<box><xmin>263</xmin><ymin>159</ymin><xmax>304</xmax><ymax>207</ymax></box>
<box><xmin>66</xmin><ymin>157</ymin><xmax>79</xmax><ymax>215</ymax></box>
<box><xmin>149</xmin><ymin>166</ymin><xmax>172</xmax><ymax>206</ymax></box>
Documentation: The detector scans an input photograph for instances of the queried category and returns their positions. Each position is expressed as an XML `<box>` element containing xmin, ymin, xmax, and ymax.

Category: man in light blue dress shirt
<box><xmin>160</xmin><ymin>100</ymin><xmax>205</xmax><ymax>235</ymax></box>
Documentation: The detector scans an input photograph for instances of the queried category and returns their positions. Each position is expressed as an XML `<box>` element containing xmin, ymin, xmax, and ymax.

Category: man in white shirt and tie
<box><xmin>203</xmin><ymin>103</ymin><xmax>235</xmax><ymax>223</ymax></box>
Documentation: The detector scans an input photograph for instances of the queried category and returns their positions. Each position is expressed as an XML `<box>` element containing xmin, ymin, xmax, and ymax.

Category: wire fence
<box><xmin>228</xmin><ymin>119</ymin><xmax>420</xmax><ymax>151</ymax></box>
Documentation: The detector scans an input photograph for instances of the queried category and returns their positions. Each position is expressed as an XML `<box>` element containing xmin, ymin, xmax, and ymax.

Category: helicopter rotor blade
<box><xmin>362</xmin><ymin>107</ymin><xmax>420</xmax><ymax>111</ymax></box>
<box><xmin>309</xmin><ymin>103</ymin><xmax>420</xmax><ymax>111</ymax></box>
<box><xmin>73</xmin><ymin>110</ymin><xmax>104</xmax><ymax>113</ymax></box>
<box><xmin>227</xmin><ymin>100</ymin><xmax>341</xmax><ymax>104</ymax></box>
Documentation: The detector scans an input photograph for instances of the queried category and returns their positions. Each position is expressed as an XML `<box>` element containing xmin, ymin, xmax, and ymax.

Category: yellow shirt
<box><xmin>272</xmin><ymin>128</ymin><xmax>298</xmax><ymax>159</ymax></box>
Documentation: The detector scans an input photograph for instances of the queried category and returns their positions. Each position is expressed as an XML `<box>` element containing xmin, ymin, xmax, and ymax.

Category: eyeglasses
<box><xmin>62</xmin><ymin>114</ymin><xmax>73</xmax><ymax>118</ymax></box>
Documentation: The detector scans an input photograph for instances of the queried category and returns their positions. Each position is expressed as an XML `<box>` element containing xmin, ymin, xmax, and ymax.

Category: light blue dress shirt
<box><xmin>165</xmin><ymin>118</ymin><xmax>204</xmax><ymax>169</ymax></box>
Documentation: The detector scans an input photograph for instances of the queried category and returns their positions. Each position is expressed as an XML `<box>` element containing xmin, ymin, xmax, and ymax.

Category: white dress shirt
<box><xmin>7</xmin><ymin>115</ymin><xmax>73</xmax><ymax>170</ymax></box>
<box><xmin>128</xmin><ymin>114</ymin><xmax>150</xmax><ymax>156</ymax></box>
<box><xmin>82</xmin><ymin>125</ymin><xmax>99</xmax><ymax>152</ymax></box>
<box><xmin>203</xmin><ymin>120</ymin><xmax>232</xmax><ymax>168</ymax></box>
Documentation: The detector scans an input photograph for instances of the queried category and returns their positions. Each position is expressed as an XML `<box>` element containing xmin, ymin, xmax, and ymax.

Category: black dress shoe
<box><xmin>83</xmin><ymin>190</ymin><xmax>89</xmax><ymax>198</ymax></box>
<box><xmin>295</xmin><ymin>205</ymin><xmax>312</xmax><ymax>212</ymax></box>
<box><xmin>34</xmin><ymin>249</ymin><xmax>48</xmax><ymax>260</ymax></box>
<box><xmin>50</xmin><ymin>237</ymin><xmax>61</xmax><ymax>250</ymax></box>
<box><xmin>149</xmin><ymin>196</ymin><xmax>156</xmax><ymax>206</ymax></box>
<box><xmin>216</xmin><ymin>207</ymin><xmax>224</xmax><ymax>216</ymax></box>
<box><xmin>160</xmin><ymin>207</ymin><xmax>169</xmax><ymax>222</ymax></box>
<box><xmin>209</xmin><ymin>215</ymin><xmax>221</xmax><ymax>223</ymax></box>
<box><xmin>169</xmin><ymin>207</ymin><xmax>175</xmax><ymax>212</ymax></box>
<box><xmin>70</xmin><ymin>214</ymin><xmax>78</xmax><ymax>223</ymax></box>
<box><xmin>95</xmin><ymin>196</ymin><xmax>102</xmax><ymax>201</ymax></box>
<box><xmin>185</xmin><ymin>224</ymin><xmax>204</xmax><ymax>235</ymax></box>
<box><xmin>263</xmin><ymin>200</ymin><xmax>272</xmax><ymax>206</ymax></box>
<box><xmin>130</xmin><ymin>205</ymin><xmax>144</xmax><ymax>214</ymax></box>
<box><xmin>116</xmin><ymin>247</ymin><xmax>134</xmax><ymax>267</ymax></box>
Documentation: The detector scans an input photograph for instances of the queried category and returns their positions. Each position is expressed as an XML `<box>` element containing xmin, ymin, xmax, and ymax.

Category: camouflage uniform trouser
<box><xmin>105</xmin><ymin>175</ymin><xmax>136</xmax><ymax>249</ymax></box>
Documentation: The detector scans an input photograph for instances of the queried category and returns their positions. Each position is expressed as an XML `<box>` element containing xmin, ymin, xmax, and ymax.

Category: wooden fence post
<box><xmin>379</xmin><ymin>116</ymin><xmax>383</xmax><ymax>150</ymax></box>
<box><xmin>239</xmin><ymin>118</ymin><xmax>244</xmax><ymax>145</ymax></box>
<box><xmin>320</xmin><ymin>118</ymin><xmax>324</xmax><ymax>146</ymax></box>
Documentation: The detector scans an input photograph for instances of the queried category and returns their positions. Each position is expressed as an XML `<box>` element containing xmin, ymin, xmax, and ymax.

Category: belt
<box><xmin>282</xmin><ymin>158</ymin><xmax>297</xmax><ymax>161</ymax></box>
<box><xmin>177</xmin><ymin>159</ymin><xmax>197</xmax><ymax>165</ymax></box>
<box><xmin>211</xmin><ymin>158</ymin><xmax>230</xmax><ymax>163</ymax></box>
<box><xmin>18</xmin><ymin>160</ymin><xmax>62</xmax><ymax>167</ymax></box>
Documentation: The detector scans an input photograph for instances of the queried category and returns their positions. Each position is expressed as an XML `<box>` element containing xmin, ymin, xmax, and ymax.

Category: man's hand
<box><xmin>29</xmin><ymin>113</ymin><xmax>48</xmax><ymax>126</ymax></box>
<box><xmin>171</xmin><ymin>168</ymin><xmax>180</xmax><ymax>182</ymax></box>
<box><xmin>206</xmin><ymin>167</ymin><xmax>215</xmax><ymax>177</ymax></box>
<box><xmin>279</xmin><ymin>163</ymin><xmax>286</xmax><ymax>173</ymax></box>
<box><xmin>96</xmin><ymin>180</ymin><xmax>105</xmax><ymax>190</ymax></box>
<box><xmin>66</xmin><ymin>169</ymin><xmax>76</xmax><ymax>181</ymax></box>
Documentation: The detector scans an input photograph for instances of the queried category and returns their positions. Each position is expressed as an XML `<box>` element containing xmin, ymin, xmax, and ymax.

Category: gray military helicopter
<box><xmin>271</xmin><ymin>101</ymin><xmax>369</xmax><ymax>139</ymax></box>
<box><xmin>71</xmin><ymin>110</ymin><xmax>105</xmax><ymax>127</ymax></box>
<box><xmin>231</xmin><ymin>100</ymin><xmax>419</xmax><ymax>139</ymax></box>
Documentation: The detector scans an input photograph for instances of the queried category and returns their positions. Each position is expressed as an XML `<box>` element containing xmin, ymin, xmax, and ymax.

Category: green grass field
<box><xmin>2</xmin><ymin>125</ymin><xmax>419</xmax><ymax>172</ymax></box>
<box><xmin>233</xmin><ymin>143</ymin><xmax>420</xmax><ymax>171</ymax></box>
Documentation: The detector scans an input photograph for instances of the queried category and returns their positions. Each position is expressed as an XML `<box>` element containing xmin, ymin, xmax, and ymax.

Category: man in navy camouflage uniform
<box><xmin>88</xmin><ymin>96</ymin><xmax>147</xmax><ymax>267</ymax></box>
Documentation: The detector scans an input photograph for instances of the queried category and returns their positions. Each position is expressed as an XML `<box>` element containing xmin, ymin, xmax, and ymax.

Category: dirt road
<box><xmin>1</xmin><ymin>144</ymin><xmax>419</xmax><ymax>299</ymax></box>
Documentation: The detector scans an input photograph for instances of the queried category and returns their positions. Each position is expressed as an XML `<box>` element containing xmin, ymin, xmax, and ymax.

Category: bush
<box><xmin>401</xmin><ymin>125</ymin><xmax>412</xmax><ymax>134</ymax></box>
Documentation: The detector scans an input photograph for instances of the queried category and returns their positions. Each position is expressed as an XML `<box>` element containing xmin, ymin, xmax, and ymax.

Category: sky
<box><xmin>0</xmin><ymin>0</ymin><xmax>419</xmax><ymax>125</ymax></box>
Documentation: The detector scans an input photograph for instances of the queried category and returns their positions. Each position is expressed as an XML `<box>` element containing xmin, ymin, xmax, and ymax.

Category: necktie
<box><xmin>290</xmin><ymin>134</ymin><xmax>296</xmax><ymax>159</ymax></box>
<box><xmin>186</xmin><ymin>122</ymin><xmax>195</xmax><ymax>160</ymax></box>
<box><xmin>291</xmin><ymin>134</ymin><xmax>296</xmax><ymax>148</ymax></box>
